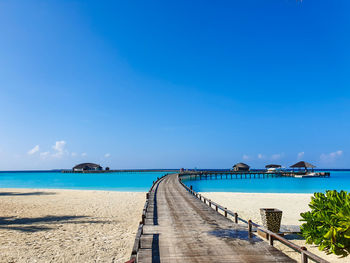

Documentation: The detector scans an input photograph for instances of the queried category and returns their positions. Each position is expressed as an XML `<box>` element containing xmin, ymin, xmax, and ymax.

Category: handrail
<box><xmin>127</xmin><ymin>173</ymin><xmax>171</xmax><ymax>263</ymax></box>
<box><xmin>179</xmin><ymin>171</ymin><xmax>330</xmax><ymax>178</ymax></box>
<box><xmin>178</xmin><ymin>174</ymin><xmax>330</xmax><ymax>263</ymax></box>
<box><xmin>248</xmin><ymin>221</ymin><xmax>328</xmax><ymax>263</ymax></box>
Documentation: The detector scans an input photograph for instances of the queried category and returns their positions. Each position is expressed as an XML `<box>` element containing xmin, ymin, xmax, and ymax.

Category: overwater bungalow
<box><xmin>290</xmin><ymin>161</ymin><xmax>315</xmax><ymax>171</ymax></box>
<box><xmin>290</xmin><ymin>161</ymin><xmax>317</xmax><ymax>177</ymax></box>
<box><xmin>73</xmin><ymin>163</ymin><xmax>103</xmax><ymax>172</ymax></box>
<box><xmin>232</xmin><ymin>163</ymin><xmax>250</xmax><ymax>172</ymax></box>
<box><xmin>265</xmin><ymin>164</ymin><xmax>282</xmax><ymax>173</ymax></box>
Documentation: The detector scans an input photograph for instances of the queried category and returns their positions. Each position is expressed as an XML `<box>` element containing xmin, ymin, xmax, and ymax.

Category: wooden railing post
<box><xmin>269</xmin><ymin>234</ymin><xmax>274</xmax><ymax>246</ymax></box>
<box><xmin>142</xmin><ymin>214</ymin><xmax>145</xmax><ymax>224</ymax></box>
<box><xmin>176</xmin><ymin>173</ymin><xmax>328</xmax><ymax>263</ymax></box>
<box><xmin>301</xmin><ymin>247</ymin><xmax>308</xmax><ymax>263</ymax></box>
<box><xmin>146</xmin><ymin>192</ymin><xmax>149</xmax><ymax>199</ymax></box>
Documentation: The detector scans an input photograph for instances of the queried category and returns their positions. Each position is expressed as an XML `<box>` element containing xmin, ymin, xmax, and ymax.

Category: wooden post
<box><xmin>215</xmin><ymin>205</ymin><xmax>218</xmax><ymax>212</ymax></box>
<box><xmin>234</xmin><ymin>213</ymin><xmax>238</xmax><ymax>223</ymax></box>
<box><xmin>301</xmin><ymin>247</ymin><xmax>308</xmax><ymax>263</ymax></box>
<box><xmin>209</xmin><ymin>200</ymin><xmax>212</xmax><ymax>207</ymax></box>
<box><xmin>248</xmin><ymin>220</ymin><xmax>252</xmax><ymax>234</ymax></box>
<box><xmin>269</xmin><ymin>234</ymin><xmax>274</xmax><ymax>246</ymax></box>
<box><xmin>224</xmin><ymin>208</ymin><xmax>227</xmax><ymax>217</ymax></box>
<box><xmin>190</xmin><ymin>185</ymin><xmax>193</xmax><ymax>190</ymax></box>
<box><xmin>146</xmin><ymin>193</ymin><xmax>149</xmax><ymax>199</ymax></box>
<box><xmin>142</xmin><ymin>214</ymin><xmax>145</xmax><ymax>224</ymax></box>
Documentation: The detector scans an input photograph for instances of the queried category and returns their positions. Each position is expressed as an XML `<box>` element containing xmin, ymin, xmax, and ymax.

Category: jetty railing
<box><xmin>178</xmin><ymin>175</ymin><xmax>329</xmax><ymax>263</ymax></box>
<box><xmin>62</xmin><ymin>169</ymin><xmax>178</xmax><ymax>173</ymax></box>
<box><xmin>179</xmin><ymin>171</ymin><xmax>330</xmax><ymax>179</ymax></box>
<box><xmin>128</xmin><ymin>173</ymin><xmax>170</xmax><ymax>263</ymax></box>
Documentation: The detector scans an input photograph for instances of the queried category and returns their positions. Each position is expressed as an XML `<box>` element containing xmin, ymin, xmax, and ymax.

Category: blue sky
<box><xmin>0</xmin><ymin>0</ymin><xmax>349</xmax><ymax>170</ymax></box>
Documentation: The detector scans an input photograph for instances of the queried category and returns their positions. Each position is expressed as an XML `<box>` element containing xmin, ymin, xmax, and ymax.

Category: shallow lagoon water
<box><xmin>182</xmin><ymin>171</ymin><xmax>350</xmax><ymax>193</ymax></box>
<box><xmin>0</xmin><ymin>171</ymin><xmax>168</xmax><ymax>191</ymax></box>
<box><xmin>1</xmin><ymin>170</ymin><xmax>350</xmax><ymax>193</ymax></box>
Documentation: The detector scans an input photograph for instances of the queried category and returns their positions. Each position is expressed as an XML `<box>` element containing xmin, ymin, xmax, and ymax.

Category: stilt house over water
<box><xmin>73</xmin><ymin>163</ymin><xmax>103</xmax><ymax>172</ymax></box>
<box><xmin>232</xmin><ymin>162</ymin><xmax>250</xmax><ymax>172</ymax></box>
<box><xmin>290</xmin><ymin>161</ymin><xmax>316</xmax><ymax>172</ymax></box>
<box><xmin>265</xmin><ymin>164</ymin><xmax>282</xmax><ymax>169</ymax></box>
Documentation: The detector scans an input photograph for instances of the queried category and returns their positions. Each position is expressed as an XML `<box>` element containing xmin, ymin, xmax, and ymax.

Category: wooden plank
<box><xmin>135</xmin><ymin>173</ymin><xmax>298</xmax><ymax>262</ymax></box>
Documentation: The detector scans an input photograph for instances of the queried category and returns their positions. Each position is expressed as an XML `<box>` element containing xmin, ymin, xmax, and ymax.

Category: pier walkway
<box><xmin>136</xmin><ymin>173</ymin><xmax>295</xmax><ymax>263</ymax></box>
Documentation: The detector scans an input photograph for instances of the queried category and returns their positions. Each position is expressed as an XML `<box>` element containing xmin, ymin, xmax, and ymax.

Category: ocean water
<box><xmin>182</xmin><ymin>171</ymin><xmax>350</xmax><ymax>193</ymax></box>
<box><xmin>0</xmin><ymin>171</ymin><xmax>169</xmax><ymax>191</ymax></box>
<box><xmin>1</xmin><ymin>170</ymin><xmax>350</xmax><ymax>193</ymax></box>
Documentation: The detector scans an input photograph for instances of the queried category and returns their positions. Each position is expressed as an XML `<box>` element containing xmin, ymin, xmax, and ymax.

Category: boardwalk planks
<box><xmin>136</xmin><ymin>174</ymin><xmax>296</xmax><ymax>263</ymax></box>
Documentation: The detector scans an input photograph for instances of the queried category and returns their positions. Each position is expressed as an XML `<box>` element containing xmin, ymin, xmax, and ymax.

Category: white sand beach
<box><xmin>203</xmin><ymin>192</ymin><xmax>348</xmax><ymax>263</ymax></box>
<box><xmin>0</xmin><ymin>189</ymin><xmax>145</xmax><ymax>263</ymax></box>
<box><xmin>0</xmin><ymin>189</ymin><xmax>347</xmax><ymax>263</ymax></box>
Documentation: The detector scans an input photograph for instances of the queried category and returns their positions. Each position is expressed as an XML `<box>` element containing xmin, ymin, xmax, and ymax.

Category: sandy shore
<box><xmin>203</xmin><ymin>192</ymin><xmax>348</xmax><ymax>263</ymax></box>
<box><xmin>1</xmin><ymin>189</ymin><xmax>347</xmax><ymax>263</ymax></box>
<box><xmin>0</xmin><ymin>188</ymin><xmax>145</xmax><ymax>263</ymax></box>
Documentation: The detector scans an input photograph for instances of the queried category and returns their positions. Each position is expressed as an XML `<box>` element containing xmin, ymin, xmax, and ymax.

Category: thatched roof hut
<box><xmin>290</xmin><ymin>161</ymin><xmax>316</xmax><ymax>169</ymax></box>
<box><xmin>233</xmin><ymin>162</ymin><xmax>250</xmax><ymax>171</ymax></box>
<box><xmin>73</xmin><ymin>163</ymin><xmax>102</xmax><ymax>172</ymax></box>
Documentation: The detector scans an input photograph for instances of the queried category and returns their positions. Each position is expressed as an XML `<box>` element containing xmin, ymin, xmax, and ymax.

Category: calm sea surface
<box><xmin>182</xmin><ymin>171</ymin><xmax>350</xmax><ymax>193</ymax></box>
<box><xmin>0</xmin><ymin>171</ymin><xmax>168</xmax><ymax>192</ymax></box>
<box><xmin>0</xmin><ymin>171</ymin><xmax>350</xmax><ymax>193</ymax></box>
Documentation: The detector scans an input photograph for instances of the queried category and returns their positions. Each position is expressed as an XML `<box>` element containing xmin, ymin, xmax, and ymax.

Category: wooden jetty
<box><xmin>61</xmin><ymin>169</ymin><xmax>179</xmax><ymax>174</ymax></box>
<box><xmin>179</xmin><ymin>171</ymin><xmax>330</xmax><ymax>180</ymax></box>
<box><xmin>130</xmin><ymin>173</ymin><xmax>299</xmax><ymax>263</ymax></box>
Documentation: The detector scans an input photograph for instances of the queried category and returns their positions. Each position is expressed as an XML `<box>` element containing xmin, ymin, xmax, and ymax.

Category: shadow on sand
<box><xmin>0</xmin><ymin>215</ymin><xmax>108</xmax><ymax>233</ymax></box>
<box><xmin>0</xmin><ymin>191</ymin><xmax>56</xmax><ymax>196</ymax></box>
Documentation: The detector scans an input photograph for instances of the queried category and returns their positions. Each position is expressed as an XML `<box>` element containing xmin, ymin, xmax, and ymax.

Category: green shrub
<box><xmin>300</xmin><ymin>190</ymin><xmax>350</xmax><ymax>256</ymax></box>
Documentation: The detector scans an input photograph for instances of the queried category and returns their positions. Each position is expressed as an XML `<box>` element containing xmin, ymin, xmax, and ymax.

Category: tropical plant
<box><xmin>300</xmin><ymin>190</ymin><xmax>350</xmax><ymax>256</ymax></box>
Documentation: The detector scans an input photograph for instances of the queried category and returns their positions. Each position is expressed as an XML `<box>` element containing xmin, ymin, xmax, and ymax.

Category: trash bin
<box><xmin>260</xmin><ymin>208</ymin><xmax>282</xmax><ymax>233</ymax></box>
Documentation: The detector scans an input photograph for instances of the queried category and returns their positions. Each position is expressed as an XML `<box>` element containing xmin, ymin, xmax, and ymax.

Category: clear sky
<box><xmin>0</xmin><ymin>0</ymin><xmax>349</xmax><ymax>170</ymax></box>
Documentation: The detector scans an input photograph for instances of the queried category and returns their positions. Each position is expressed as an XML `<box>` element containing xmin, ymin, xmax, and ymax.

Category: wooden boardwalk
<box><xmin>136</xmin><ymin>173</ymin><xmax>296</xmax><ymax>263</ymax></box>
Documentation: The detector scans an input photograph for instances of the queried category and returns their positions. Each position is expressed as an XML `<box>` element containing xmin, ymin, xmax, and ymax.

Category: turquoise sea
<box><xmin>0</xmin><ymin>171</ymin><xmax>168</xmax><ymax>192</ymax></box>
<box><xmin>183</xmin><ymin>171</ymin><xmax>350</xmax><ymax>193</ymax></box>
<box><xmin>0</xmin><ymin>170</ymin><xmax>349</xmax><ymax>193</ymax></box>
